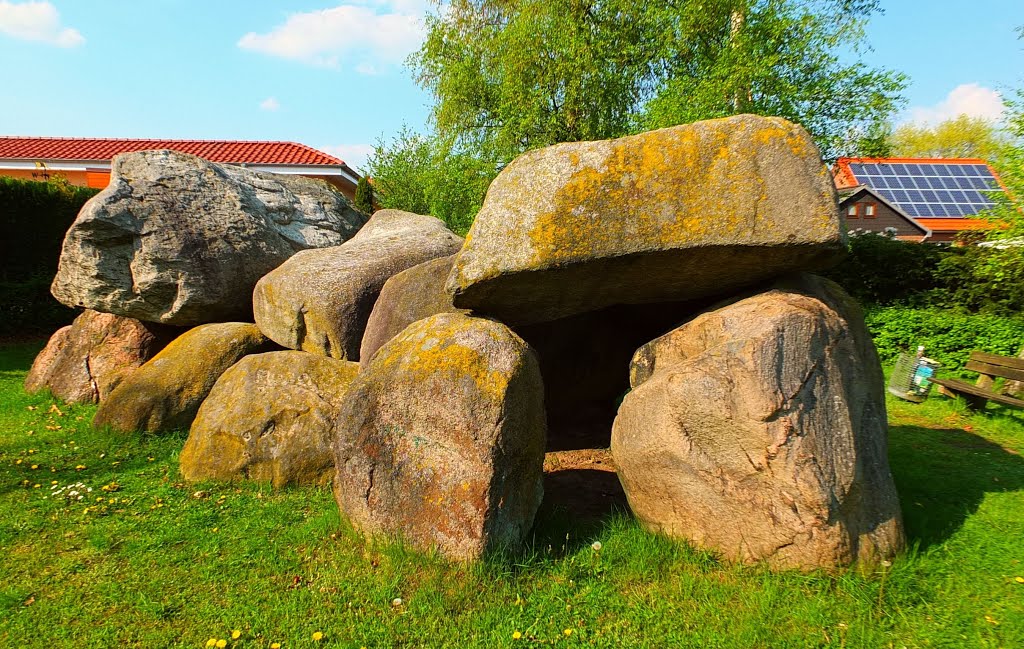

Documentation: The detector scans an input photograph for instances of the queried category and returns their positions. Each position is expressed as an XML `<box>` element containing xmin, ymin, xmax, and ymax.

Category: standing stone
<box><xmin>93</xmin><ymin>322</ymin><xmax>273</xmax><ymax>434</ymax></box>
<box><xmin>334</xmin><ymin>313</ymin><xmax>546</xmax><ymax>560</ymax></box>
<box><xmin>24</xmin><ymin>310</ymin><xmax>174</xmax><ymax>404</ymax></box>
<box><xmin>446</xmin><ymin>115</ymin><xmax>845</xmax><ymax>325</ymax></box>
<box><xmin>51</xmin><ymin>150</ymin><xmax>367</xmax><ymax>326</ymax></box>
<box><xmin>359</xmin><ymin>255</ymin><xmax>466</xmax><ymax>364</ymax></box>
<box><xmin>612</xmin><ymin>274</ymin><xmax>905</xmax><ymax>570</ymax></box>
<box><xmin>181</xmin><ymin>351</ymin><xmax>359</xmax><ymax>487</ymax></box>
<box><xmin>253</xmin><ymin>210</ymin><xmax>463</xmax><ymax>360</ymax></box>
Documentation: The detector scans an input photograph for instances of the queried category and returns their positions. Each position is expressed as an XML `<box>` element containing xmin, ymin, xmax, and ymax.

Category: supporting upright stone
<box><xmin>612</xmin><ymin>274</ymin><xmax>905</xmax><ymax>570</ymax></box>
<box><xmin>25</xmin><ymin>310</ymin><xmax>174</xmax><ymax>404</ymax></box>
<box><xmin>334</xmin><ymin>313</ymin><xmax>546</xmax><ymax>560</ymax></box>
<box><xmin>93</xmin><ymin>322</ymin><xmax>272</xmax><ymax>434</ymax></box>
<box><xmin>181</xmin><ymin>351</ymin><xmax>359</xmax><ymax>487</ymax></box>
<box><xmin>253</xmin><ymin>210</ymin><xmax>463</xmax><ymax>360</ymax></box>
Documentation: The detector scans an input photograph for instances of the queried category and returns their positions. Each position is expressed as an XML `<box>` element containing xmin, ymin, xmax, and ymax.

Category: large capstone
<box><xmin>611</xmin><ymin>274</ymin><xmax>905</xmax><ymax>570</ymax></box>
<box><xmin>24</xmin><ymin>310</ymin><xmax>175</xmax><ymax>404</ymax></box>
<box><xmin>51</xmin><ymin>150</ymin><xmax>367</xmax><ymax>326</ymax></box>
<box><xmin>181</xmin><ymin>351</ymin><xmax>359</xmax><ymax>487</ymax></box>
<box><xmin>334</xmin><ymin>313</ymin><xmax>546</xmax><ymax>560</ymax></box>
<box><xmin>446</xmin><ymin>115</ymin><xmax>845</xmax><ymax>325</ymax></box>
<box><xmin>253</xmin><ymin>210</ymin><xmax>463</xmax><ymax>360</ymax></box>
<box><xmin>93</xmin><ymin>322</ymin><xmax>273</xmax><ymax>434</ymax></box>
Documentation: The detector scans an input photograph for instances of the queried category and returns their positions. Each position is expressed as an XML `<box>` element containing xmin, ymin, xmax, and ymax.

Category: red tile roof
<box><xmin>0</xmin><ymin>136</ymin><xmax>345</xmax><ymax>166</ymax></box>
<box><xmin>915</xmin><ymin>218</ymin><xmax>991</xmax><ymax>232</ymax></box>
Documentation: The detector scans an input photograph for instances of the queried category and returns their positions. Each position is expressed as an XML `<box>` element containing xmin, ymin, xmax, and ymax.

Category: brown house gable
<box><xmin>838</xmin><ymin>186</ymin><xmax>930</xmax><ymax>242</ymax></box>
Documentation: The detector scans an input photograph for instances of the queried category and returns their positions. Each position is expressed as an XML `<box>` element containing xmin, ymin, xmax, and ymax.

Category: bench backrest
<box><xmin>967</xmin><ymin>351</ymin><xmax>1024</xmax><ymax>383</ymax></box>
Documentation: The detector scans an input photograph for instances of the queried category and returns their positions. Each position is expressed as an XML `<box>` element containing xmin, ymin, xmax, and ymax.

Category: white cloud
<box><xmin>237</xmin><ymin>2</ymin><xmax>427</xmax><ymax>72</ymax></box>
<box><xmin>322</xmin><ymin>143</ymin><xmax>374</xmax><ymax>171</ymax></box>
<box><xmin>906</xmin><ymin>83</ymin><xmax>1005</xmax><ymax>125</ymax></box>
<box><xmin>0</xmin><ymin>1</ymin><xmax>83</xmax><ymax>47</ymax></box>
<box><xmin>259</xmin><ymin>96</ymin><xmax>281</xmax><ymax>111</ymax></box>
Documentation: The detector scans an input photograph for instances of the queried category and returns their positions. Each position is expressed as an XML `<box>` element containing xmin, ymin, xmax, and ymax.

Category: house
<box><xmin>0</xmin><ymin>137</ymin><xmax>360</xmax><ymax>199</ymax></box>
<box><xmin>833</xmin><ymin>157</ymin><xmax>1005</xmax><ymax>243</ymax></box>
<box><xmin>836</xmin><ymin>184</ymin><xmax>931</xmax><ymax>242</ymax></box>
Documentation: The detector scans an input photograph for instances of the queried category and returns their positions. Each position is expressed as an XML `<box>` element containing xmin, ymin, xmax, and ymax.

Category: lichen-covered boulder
<box><xmin>358</xmin><ymin>255</ymin><xmax>466</xmax><ymax>364</ymax></box>
<box><xmin>24</xmin><ymin>310</ymin><xmax>174</xmax><ymax>404</ymax></box>
<box><xmin>611</xmin><ymin>274</ymin><xmax>905</xmax><ymax>570</ymax></box>
<box><xmin>334</xmin><ymin>313</ymin><xmax>546</xmax><ymax>560</ymax></box>
<box><xmin>52</xmin><ymin>150</ymin><xmax>366</xmax><ymax>326</ymax></box>
<box><xmin>253</xmin><ymin>210</ymin><xmax>463</xmax><ymax>360</ymax></box>
<box><xmin>180</xmin><ymin>351</ymin><xmax>359</xmax><ymax>487</ymax></box>
<box><xmin>93</xmin><ymin>322</ymin><xmax>273</xmax><ymax>433</ymax></box>
<box><xmin>447</xmin><ymin>115</ymin><xmax>845</xmax><ymax>325</ymax></box>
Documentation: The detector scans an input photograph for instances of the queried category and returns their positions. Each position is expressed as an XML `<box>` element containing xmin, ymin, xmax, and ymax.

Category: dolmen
<box><xmin>28</xmin><ymin>115</ymin><xmax>905</xmax><ymax>570</ymax></box>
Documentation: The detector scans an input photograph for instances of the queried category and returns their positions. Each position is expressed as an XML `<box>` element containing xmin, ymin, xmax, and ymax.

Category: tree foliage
<box><xmin>414</xmin><ymin>0</ymin><xmax>906</xmax><ymax>164</ymax></box>
<box><xmin>640</xmin><ymin>0</ymin><xmax>906</xmax><ymax>160</ymax></box>
<box><xmin>363</xmin><ymin>128</ymin><xmax>495</xmax><ymax>235</ymax></box>
<box><xmin>890</xmin><ymin>114</ymin><xmax>1008</xmax><ymax>160</ymax></box>
<box><xmin>353</xmin><ymin>176</ymin><xmax>374</xmax><ymax>214</ymax></box>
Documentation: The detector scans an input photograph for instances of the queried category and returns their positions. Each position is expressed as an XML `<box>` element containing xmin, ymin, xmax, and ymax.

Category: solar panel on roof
<box><xmin>849</xmin><ymin>161</ymin><xmax>1005</xmax><ymax>219</ymax></box>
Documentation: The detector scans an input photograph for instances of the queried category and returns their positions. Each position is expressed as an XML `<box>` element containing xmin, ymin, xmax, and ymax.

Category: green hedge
<box><xmin>0</xmin><ymin>177</ymin><xmax>97</xmax><ymax>336</ymax></box>
<box><xmin>864</xmin><ymin>306</ymin><xmax>1024</xmax><ymax>376</ymax></box>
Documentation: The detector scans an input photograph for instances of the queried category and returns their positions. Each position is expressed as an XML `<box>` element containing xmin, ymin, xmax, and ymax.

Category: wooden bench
<box><xmin>930</xmin><ymin>351</ymin><xmax>1024</xmax><ymax>411</ymax></box>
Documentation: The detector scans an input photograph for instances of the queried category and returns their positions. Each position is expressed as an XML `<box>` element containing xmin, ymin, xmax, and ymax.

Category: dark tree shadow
<box><xmin>888</xmin><ymin>423</ymin><xmax>1024</xmax><ymax>549</ymax></box>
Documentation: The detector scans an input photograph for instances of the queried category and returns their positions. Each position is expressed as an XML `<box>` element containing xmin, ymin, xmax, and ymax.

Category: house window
<box><xmin>864</xmin><ymin>203</ymin><xmax>877</xmax><ymax>218</ymax></box>
<box><xmin>847</xmin><ymin>204</ymin><xmax>858</xmax><ymax>218</ymax></box>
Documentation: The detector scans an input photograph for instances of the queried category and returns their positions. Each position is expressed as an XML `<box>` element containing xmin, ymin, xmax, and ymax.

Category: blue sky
<box><xmin>1</xmin><ymin>1</ymin><xmax>1022</xmax><ymax>172</ymax></box>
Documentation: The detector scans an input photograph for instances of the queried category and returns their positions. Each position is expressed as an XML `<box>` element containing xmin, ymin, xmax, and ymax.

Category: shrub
<box><xmin>354</xmin><ymin>176</ymin><xmax>374</xmax><ymax>215</ymax></box>
<box><xmin>864</xmin><ymin>306</ymin><xmax>1024</xmax><ymax>375</ymax></box>
<box><xmin>0</xmin><ymin>176</ymin><xmax>96</xmax><ymax>337</ymax></box>
<box><xmin>824</xmin><ymin>232</ymin><xmax>946</xmax><ymax>307</ymax></box>
<box><xmin>364</xmin><ymin>128</ymin><xmax>495</xmax><ymax>236</ymax></box>
<box><xmin>0</xmin><ymin>176</ymin><xmax>98</xmax><ymax>281</ymax></box>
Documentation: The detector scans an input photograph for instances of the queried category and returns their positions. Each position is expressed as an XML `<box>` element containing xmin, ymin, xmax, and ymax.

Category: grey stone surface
<box><xmin>359</xmin><ymin>255</ymin><xmax>465</xmax><ymax>364</ymax></box>
<box><xmin>52</xmin><ymin>150</ymin><xmax>366</xmax><ymax>326</ymax></box>
<box><xmin>253</xmin><ymin>210</ymin><xmax>463</xmax><ymax>360</ymax></box>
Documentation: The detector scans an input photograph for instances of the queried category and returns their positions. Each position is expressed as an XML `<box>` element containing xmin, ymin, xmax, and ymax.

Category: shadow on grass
<box><xmin>529</xmin><ymin>467</ymin><xmax>631</xmax><ymax>555</ymax></box>
<box><xmin>889</xmin><ymin>423</ymin><xmax>1024</xmax><ymax>549</ymax></box>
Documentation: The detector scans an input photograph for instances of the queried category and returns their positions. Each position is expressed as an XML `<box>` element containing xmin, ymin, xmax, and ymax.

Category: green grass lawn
<box><xmin>1</xmin><ymin>341</ymin><xmax>1023</xmax><ymax>648</ymax></box>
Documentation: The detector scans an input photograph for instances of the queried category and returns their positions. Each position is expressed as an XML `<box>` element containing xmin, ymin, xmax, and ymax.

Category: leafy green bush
<box><xmin>353</xmin><ymin>176</ymin><xmax>374</xmax><ymax>214</ymax></box>
<box><xmin>0</xmin><ymin>176</ymin><xmax>98</xmax><ymax>281</ymax></box>
<box><xmin>824</xmin><ymin>233</ymin><xmax>946</xmax><ymax>307</ymax></box>
<box><xmin>364</xmin><ymin>128</ymin><xmax>495</xmax><ymax>236</ymax></box>
<box><xmin>0</xmin><ymin>275</ymin><xmax>77</xmax><ymax>337</ymax></box>
<box><xmin>864</xmin><ymin>306</ymin><xmax>1024</xmax><ymax>375</ymax></box>
<box><xmin>0</xmin><ymin>176</ymin><xmax>96</xmax><ymax>337</ymax></box>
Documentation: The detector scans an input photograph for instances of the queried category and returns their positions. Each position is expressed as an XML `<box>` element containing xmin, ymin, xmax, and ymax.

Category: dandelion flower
<box><xmin>512</xmin><ymin>630</ymin><xmax>522</xmax><ymax>640</ymax></box>
<box><xmin>271</xmin><ymin>644</ymin><xmax>281</xmax><ymax>649</ymax></box>
<box><xmin>392</xmin><ymin>597</ymin><xmax>403</xmax><ymax>607</ymax></box>
<box><xmin>206</xmin><ymin>639</ymin><xmax>216</xmax><ymax>647</ymax></box>
<box><xmin>1016</xmin><ymin>577</ymin><xmax>1024</xmax><ymax>584</ymax></box>
<box><xmin>591</xmin><ymin>541</ymin><xmax>602</xmax><ymax>551</ymax></box>
<box><xmin>231</xmin><ymin>630</ymin><xmax>241</xmax><ymax>640</ymax></box>
<box><xmin>564</xmin><ymin>628</ymin><xmax>573</xmax><ymax>636</ymax></box>
<box><xmin>312</xmin><ymin>631</ymin><xmax>324</xmax><ymax>641</ymax></box>
<box><xmin>216</xmin><ymin>640</ymin><xmax>227</xmax><ymax>649</ymax></box>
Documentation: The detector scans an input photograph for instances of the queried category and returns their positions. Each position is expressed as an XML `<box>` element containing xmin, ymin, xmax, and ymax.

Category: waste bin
<box><xmin>887</xmin><ymin>352</ymin><xmax>940</xmax><ymax>403</ymax></box>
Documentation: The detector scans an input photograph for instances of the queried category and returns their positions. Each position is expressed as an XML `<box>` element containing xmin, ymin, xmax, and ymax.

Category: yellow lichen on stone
<box><xmin>372</xmin><ymin>316</ymin><xmax>514</xmax><ymax>402</ymax></box>
<box><xmin>521</xmin><ymin>118</ymin><xmax>816</xmax><ymax>267</ymax></box>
